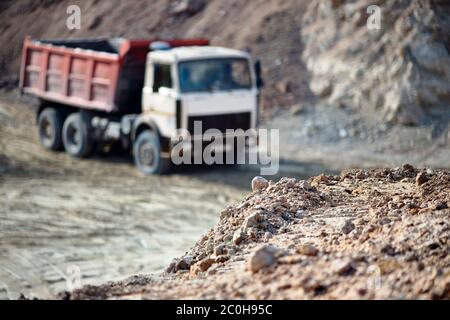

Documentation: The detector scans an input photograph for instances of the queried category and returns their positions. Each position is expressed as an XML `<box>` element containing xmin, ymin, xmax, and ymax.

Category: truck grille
<box><xmin>188</xmin><ymin>112</ymin><xmax>251</xmax><ymax>135</ymax></box>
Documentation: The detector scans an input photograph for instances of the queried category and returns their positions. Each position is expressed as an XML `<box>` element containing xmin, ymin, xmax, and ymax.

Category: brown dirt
<box><xmin>1</xmin><ymin>0</ymin><xmax>450</xmax><ymax>300</ymax></box>
<box><xmin>0</xmin><ymin>0</ymin><xmax>313</xmax><ymax>117</ymax></box>
<box><xmin>67</xmin><ymin>167</ymin><xmax>450</xmax><ymax>300</ymax></box>
<box><xmin>2</xmin><ymin>0</ymin><xmax>450</xmax><ymax>123</ymax></box>
<box><xmin>0</xmin><ymin>91</ymin><xmax>330</xmax><ymax>299</ymax></box>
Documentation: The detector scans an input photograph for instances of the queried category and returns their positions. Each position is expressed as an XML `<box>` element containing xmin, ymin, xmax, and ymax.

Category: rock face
<box><xmin>2</xmin><ymin>0</ymin><xmax>449</xmax><ymax>124</ymax></box>
<box><xmin>0</xmin><ymin>0</ymin><xmax>312</xmax><ymax>115</ymax></box>
<box><xmin>302</xmin><ymin>0</ymin><xmax>450</xmax><ymax>125</ymax></box>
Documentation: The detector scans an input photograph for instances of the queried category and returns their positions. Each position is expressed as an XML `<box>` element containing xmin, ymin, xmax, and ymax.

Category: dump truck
<box><xmin>19</xmin><ymin>37</ymin><xmax>263</xmax><ymax>174</ymax></box>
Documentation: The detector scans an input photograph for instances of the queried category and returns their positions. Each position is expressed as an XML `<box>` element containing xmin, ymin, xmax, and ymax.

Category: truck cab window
<box><xmin>153</xmin><ymin>64</ymin><xmax>172</xmax><ymax>92</ymax></box>
<box><xmin>179</xmin><ymin>58</ymin><xmax>251</xmax><ymax>93</ymax></box>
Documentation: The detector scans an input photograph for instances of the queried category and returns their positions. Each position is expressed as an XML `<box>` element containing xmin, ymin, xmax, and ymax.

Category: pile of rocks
<box><xmin>165</xmin><ymin>175</ymin><xmax>330</xmax><ymax>275</ymax></box>
<box><xmin>69</xmin><ymin>166</ymin><xmax>449</xmax><ymax>299</ymax></box>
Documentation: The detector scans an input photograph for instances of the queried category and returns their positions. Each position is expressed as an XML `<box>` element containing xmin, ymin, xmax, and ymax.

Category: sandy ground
<box><xmin>69</xmin><ymin>167</ymin><xmax>450</xmax><ymax>300</ymax></box>
<box><xmin>0</xmin><ymin>91</ymin><xmax>327</xmax><ymax>299</ymax></box>
<box><xmin>0</xmin><ymin>90</ymin><xmax>449</xmax><ymax>299</ymax></box>
<box><xmin>269</xmin><ymin>103</ymin><xmax>450</xmax><ymax>171</ymax></box>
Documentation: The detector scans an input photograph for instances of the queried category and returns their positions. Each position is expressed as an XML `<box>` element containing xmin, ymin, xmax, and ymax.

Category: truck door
<box><xmin>142</xmin><ymin>63</ymin><xmax>177</xmax><ymax>138</ymax></box>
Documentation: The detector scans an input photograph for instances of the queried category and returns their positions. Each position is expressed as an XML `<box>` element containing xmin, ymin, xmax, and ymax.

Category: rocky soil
<box><xmin>0</xmin><ymin>92</ymin><xmax>329</xmax><ymax>299</ymax></box>
<box><xmin>1</xmin><ymin>0</ymin><xmax>450</xmax><ymax>300</ymax></box>
<box><xmin>67</xmin><ymin>167</ymin><xmax>449</xmax><ymax>300</ymax></box>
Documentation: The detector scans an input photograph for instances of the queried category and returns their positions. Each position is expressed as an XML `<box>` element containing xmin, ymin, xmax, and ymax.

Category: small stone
<box><xmin>175</xmin><ymin>256</ymin><xmax>193</xmax><ymax>271</ymax></box>
<box><xmin>315</xmin><ymin>174</ymin><xmax>330</xmax><ymax>184</ymax></box>
<box><xmin>357</xmin><ymin>288</ymin><xmax>368</xmax><ymax>296</ymax></box>
<box><xmin>299</xmin><ymin>180</ymin><xmax>312</xmax><ymax>190</ymax></box>
<box><xmin>263</xmin><ymin>232</ymin><xmax>272</xmax><ymax>241</ymax></box>
<box><xmin>381</xmin><ymin>244</ymin><xmax>397</xmax><ymax>256</ymax></box>
<box><xmin>284</xmin><ymin>178</ymin><xmax>296</xmax><ymax>188</ymax></box>
<box><xmin>340</xmin><ymin>219</ymin><xmax>355</xmax><ymax>235</ymax></box>
<box><xmin>215</xmin><ymin>254</ymin><xmax>230</xmax><ymax>263</ymax></box>
<box><xmin>165</xmin><ymin>261</ymin><xmax>177</xmax><ymax>273</ymax></box>
<box><xmin>296</xmin><ymin>244</ymin><xmax>319</xmax><ymax>256</ymax></box>
<box><xmin>190</xmin><ymin>257</ymin><xmax>215</xmax><ymax>276</ymax></box>
<box><xmin>247</xmin><ymin>245</ymin><xmax>279</xmax><ymax>273</ymax></box>
<box><xmin>206</xmin><ymin>266</ymin><xmax>218</xmax><ymax>275</ymax></box>
<box><xmin>223</xmin><ymin>233</ymin><xmax>233</xmax><ymax>243</ymax></box>
<box><xmin>252</xmin><ymin>176</ymin><xmax>269</xmax><ymax>191</ymax></box>
<box><xmin>242</xmin><ymin>211</ymin><xmax>263</xmax><ymax>230</ymax></box>
<box><xmin>415</xmin><ymin>171</ymin><xmax>429</xmax><ymax>186</ymax></box>
<box><xmin>199</xmin><ymin>233</ymin><xmax>208</xmax><ymax>244</ymax></box>
<box><xmin>281</xmin><ymin>212</ymin><xmax>292</xmax><ymax>221</ymax></box>
<box><xmin>295</xmin><ymin>210</ymin><xmax>304</xmax><ymax>218</ymax></box>
<box><xmin>171</xmin><ymin>0</ymin><xmax>206</xmax><ymax>15</ymax></box>
<box><xmin>214</xmin><ymin>244</ymin><xmax>227</xmax><ymax>256</ymax></box>
<box><xmin>332</xmin><ymin>258</ymin><xmax>356</xmax><ymax>276</ymax></box>
<box><xmin>232</xmin><ymin>229</ymin><xmax>245</xmax><ymax>245</ymax></box>
<box><xmin>435</xmin><ymin>201</ymin><xmax>448</xmax><ymax>210</ymax></box>
<box><xmin>355</xmin><ymin>171</ymin><xmax>367</xmax><ymax>179</ymax></box>
<box><xmin>220</xmin><ymin>206</ymin><xmax>233</xmax><ymax>220</ymax></box>
<box><xmin>402</xmin><ymin>163</ymin><xmax>415</xmax><ymax>172</ymax></box>
<box><xmin>279</xmin><ymin>254</ymin><xmax>304</xmax><ymax>264</ymax></box>
<box><xmin>237</xmin><ymin>201</ymin><xmax>249</xmax><ymax>210</ymax></box>
<box><xmin>246</xmin><ymin>227</ymin><xmax>258</xmax><ymax>240</ymax></box>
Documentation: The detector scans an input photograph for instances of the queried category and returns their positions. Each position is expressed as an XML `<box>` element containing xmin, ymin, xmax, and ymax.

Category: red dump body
<box><xmin>19</xmin><ymin>37</ymin><xmax>209</xmax><ymax>114</ymax></box>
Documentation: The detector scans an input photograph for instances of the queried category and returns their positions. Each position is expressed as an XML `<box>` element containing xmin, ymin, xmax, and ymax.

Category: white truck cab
<box><xmin>132</xmin><ymin>45</ymin><xmax>262</xmax><ymax>174</ymax></box>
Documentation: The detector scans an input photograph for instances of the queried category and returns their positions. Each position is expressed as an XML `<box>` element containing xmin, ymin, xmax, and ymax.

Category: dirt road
<box><xmin>1</xmin><ymin>90</ymin><xmax>449</xmax><ymax>299</ymax></box>
<box><xmin>0</xmin><ymin>92</ymin><xmax>328</xmax><ymax>299</ymax></box>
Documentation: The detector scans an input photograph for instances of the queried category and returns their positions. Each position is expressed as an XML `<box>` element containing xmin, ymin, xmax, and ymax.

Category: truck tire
<box><xmin>38</xmin><ymin>107</ymin><xmax>63</xmax><ymax>151</ymax></box>
<box><xmin>62</xmin><ymin>113</ymin><xmax>94</xmax><ymax>158</ymax></box>
<box><xmin>133</xmin><ymin>130</ymin><xmax>171</xmax><ymax>175</ymax></box>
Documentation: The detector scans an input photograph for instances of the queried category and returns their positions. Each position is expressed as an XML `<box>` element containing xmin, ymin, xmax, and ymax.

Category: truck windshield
<box><xmin>178</xmin><ymin>58</ymin><xmax>252</xmax><ymax>93</ymax></box>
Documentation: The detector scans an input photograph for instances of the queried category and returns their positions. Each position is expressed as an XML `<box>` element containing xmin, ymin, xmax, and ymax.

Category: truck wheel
<box><xmin>62</xmin><ymin>113</ymin><xmax>94</xmax><ymax>158</ymax></box>
<box><xmin>133</xmin><ymin>130</ymin><xmax>171</xmax><ymax>175</ymax></box>
<box><xmin>38</xmin><ymin>108</ymin><xmax>63</xmax><ymax>150</ymax></box>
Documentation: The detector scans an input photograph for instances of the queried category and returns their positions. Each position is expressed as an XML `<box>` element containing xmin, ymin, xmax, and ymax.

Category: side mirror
<box><xmin>254</xmin><ymin>60</ymin><xmax>264</xmax><ymax>89</ymax></box>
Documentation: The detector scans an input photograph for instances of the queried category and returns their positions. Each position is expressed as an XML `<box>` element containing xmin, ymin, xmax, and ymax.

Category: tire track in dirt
<box><xmin>0</xmin><ymin>94</ymin><xmax>321</xmax><ymax>299</ymax></box>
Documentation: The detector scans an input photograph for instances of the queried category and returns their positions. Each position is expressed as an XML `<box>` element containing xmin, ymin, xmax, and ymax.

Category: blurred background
<box><xmin>0</xmin><ymin>0</ymin><xmax>449</xmax><ymax>299</ymax></box>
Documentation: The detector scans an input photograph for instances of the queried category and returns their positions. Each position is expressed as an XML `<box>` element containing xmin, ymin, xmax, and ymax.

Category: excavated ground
<box><xmin>68</xmin><ymin>167</ymin><xmax>449</xmax><ymax>300</ymax></box>
<box><xmin>0</xmin><ymin>92</ymin><xmax>330</xmax><ymax>299</ymax></box>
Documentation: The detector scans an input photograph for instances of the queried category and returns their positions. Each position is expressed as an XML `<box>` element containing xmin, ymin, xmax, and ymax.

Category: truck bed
<box><xmin>19</xmin><ymin>37</ymin><xmax>209</xmax><ymax>114</ymax></box>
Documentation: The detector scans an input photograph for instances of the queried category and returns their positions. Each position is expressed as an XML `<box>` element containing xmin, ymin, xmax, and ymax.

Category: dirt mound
<box><xmin>302</xmin><ymin>0</ymin><xmax>450</xmax><ymax>125</ymax></box>
<box><xmin>2</xmin><ymin>1</ymin><xmax>449</xmax><ymax>121</ymax></box>
<box><xmin>0</xmin><ymin>0</ymin><xmax>311</xmax><ymax>115</ymax></box>
<box><xmin>67</xmin><ymin>167</ymin><xmax>450</xmax><ymax>299</ymax></box>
